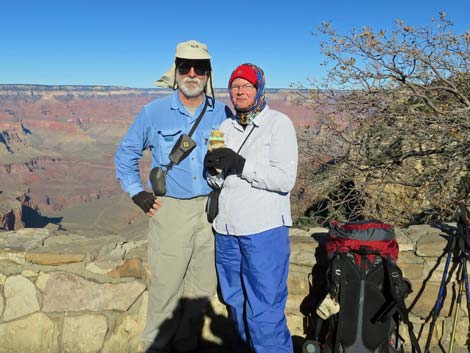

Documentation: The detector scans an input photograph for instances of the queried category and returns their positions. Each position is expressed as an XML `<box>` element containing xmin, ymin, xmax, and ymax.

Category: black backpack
<box><xmin>303</xmin><ymin>220</ymin><xmax>421</xmax><ymax>353</ymax></box>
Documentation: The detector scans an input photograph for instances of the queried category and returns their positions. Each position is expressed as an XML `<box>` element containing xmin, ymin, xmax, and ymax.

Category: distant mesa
<box><xmin>0</xmin><ymin>191</ymin><xmax>62</xmax><ymax>231</ymax></box>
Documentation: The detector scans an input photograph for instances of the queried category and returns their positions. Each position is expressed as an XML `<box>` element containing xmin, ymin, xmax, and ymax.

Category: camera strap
<box><xmin>236</xmin><ymin>124</ymin><xmax>256</xmax><ymax>154</ymax></box>
<box><xmin>167</xmin><ymin>97</ymin><xmax>209</xmax><ymax>171</ymax></box>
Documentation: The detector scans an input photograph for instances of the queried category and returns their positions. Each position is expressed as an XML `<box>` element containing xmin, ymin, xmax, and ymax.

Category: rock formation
<box><xmin>0</xmin><ymin>192</ymin><xmax>42</xmax><ymax>231</ymax></box>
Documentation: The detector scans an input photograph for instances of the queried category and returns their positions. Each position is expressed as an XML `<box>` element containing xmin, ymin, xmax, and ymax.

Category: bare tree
<box><xmin>297</xmin><ymin>13</ymin><xmax>470</xmax><ymax>226</ymax></box>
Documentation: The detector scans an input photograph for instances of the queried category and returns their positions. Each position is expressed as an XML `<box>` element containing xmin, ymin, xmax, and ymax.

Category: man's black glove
<box><xmin>204</xmin><ymin>148</ymin><xmax>246</xmax><ymax>175</ymax></box>
<box><xmin>132</xmin><ymin>191</ymin><xmax>156</xmax><ymax>213</ymax></box>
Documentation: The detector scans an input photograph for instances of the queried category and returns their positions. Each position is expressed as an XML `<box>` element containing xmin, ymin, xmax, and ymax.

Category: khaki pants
<box><xmin>141</xmin><ymin>196</ymin><xmax>217</xmax><ymax>351</ymax></box>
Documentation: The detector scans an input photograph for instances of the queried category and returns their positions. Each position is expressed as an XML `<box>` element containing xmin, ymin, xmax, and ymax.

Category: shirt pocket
<box><xmin>154</xmin><ymin>129</ymin><xmax>182</xmax><ymax>165</ymax></box>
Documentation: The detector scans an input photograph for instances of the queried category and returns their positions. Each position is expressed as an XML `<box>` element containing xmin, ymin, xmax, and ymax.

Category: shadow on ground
<box><xmin>145</xmin><ymin>297</ymin><xmax>307</xmax><ymax>353</ymax></box>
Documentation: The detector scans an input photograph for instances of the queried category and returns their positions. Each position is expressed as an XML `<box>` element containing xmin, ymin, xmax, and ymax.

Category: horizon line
<box><xmin>0</xmin><ymin>83</ymin><xmax>305</xmax><ymax>91</ymax></box>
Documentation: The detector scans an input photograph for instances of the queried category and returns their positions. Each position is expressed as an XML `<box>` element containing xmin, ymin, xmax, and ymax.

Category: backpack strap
<box><xmin>330</xmin><ymin>254</ymin><xmax>343</xmax><ymax>353</ymax></box>
<box><xmin>328</xmin><ymin>254</ymin><xmax>342</xmax><ymax>299</ymax></box>
<box><xmin>382</xmin><ymin>259</ymin><xmax>422</xmax><ymax>353</ymax></box>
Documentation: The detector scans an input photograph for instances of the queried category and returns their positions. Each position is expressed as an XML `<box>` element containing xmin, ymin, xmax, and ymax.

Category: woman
<box><xmin>204</xmin><ymin>63</ymin><xmax>298</xmax><ymax>353</ymax></box>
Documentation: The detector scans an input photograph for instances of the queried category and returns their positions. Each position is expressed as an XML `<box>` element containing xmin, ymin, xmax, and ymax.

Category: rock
<box><xmin>422</xmin><ymin>257</ymin><xmax>460</xmax><ymax>283</ymax></box>
<box><xmin>25</xmin><ymin>252</ymin><xmax>85</xmax><ymax>265</ymax></box>
<box><xmin>0</xmin><ymin>206</ymin><xmax>23</xmax><ymax>231</ymax></box>
<box><xmin>398</xmin><ymin>251</ymin><xmax>423</xmax><ymax>264</ymax></box>
<box><xmin>20</xmin><ymin>269</ymin><xmax>37</xmax><ymax>278</ymax></box>
<box><xmin>290</xmin><ymin>236</ymin><xmax>318</xmax><ymax>267</ymax></box>
<box><xmin>407</xmin><ymin>280</ymin><xmax>454</xmax><ymax>319</ymax></box>
<box><xmin>101</xmin><ymin>293</ymin><xmax>148</xmax><ymax>353</ymax></box>
<box><xmin>102</xmin><ymin>239</ymin><xmax>146</xmax><ymax>261</ymax></box>
<box><xmin>16</xmin><ymin>228</ymin><xmax>51</xmax><ymax>237</ymax></box>
<box><xmin>0</xmin><ymin>312</ymin><xmax>59</xmax><ymax>353</ymax></box>
<box><xmin>441</xmin><ymin>310</ymin><xmax>469</xmax><ymax>347</ymax></box>
<box><xmin>85</xmin><ymin>261</ymin><xmax>116</xmax><ymax>275</ymax></box>
<box><xmin>0</xmin><ymin>229</ymin><xmax>51</xmax><ymax>264</ymax></box>
<box><xmin>62</xmin><ymin>314</ymin><xmax>107</xmax><ymax>353</ymax></box>
<box><xmin>289</xmin><ymin>228</ymin><xmax>308</xmax><ymax>237</ymax></box>
<box><xmin>286</xmin><ymin>312</ymin><xmax>304</xmax><ymax>338</ymax></box>
<box><xmin>125</xmin><ymin>243</ymin><xmax>147</xmax><ymax>260</ymax></box>
<box><xmin>0</xmin><ymin>193</ymin><xmax>40</xmax><ymax>231</ymax></box>
<box><xmin>44</xmin><ymin>222</ymin><xmax>62</xmax><ymax>232</ymax></box>
<box><xmin>404</xmin><ymin>225</ymin><xmax>426</xmax><ymax>243</ymax></box>
<box><xmin>0</xmin><ymin>289</ymin><xmax>3</xmax><ymax>319</ymax></box>
<box><xmin>407</xmin><ymin>224</ymin><xmax>443</xmax><ymax>243</ymax></box>
<box><xmin>288</xmin><ymin>265</ymin><xmax>311</xmax><ymax>296</ymax></box>
<box><xmin>416</xmin><ymin>231</ymin><xmax>448</xmax><ymax>257</ymax></box>
<box><xmin>3</xmin><ymin>275</ymin><xmax>40</xmax><ymax>321</ymax></box>
<box><xmin>395</xmin><ymin>228</ymin><xmax>414</xmax><ymax>251</ymax></box>
<box><xmin>399</xmin><ymin>262</ymin><xmax>423</xmax><ymax>280</ymax></box>
<box><xmin>96</xmin><ymin>244</ymin><xmax>126</xmax><ymax>263</ymax></box>
<box><xmin>0</xmin><ymin>251</ymin><xmax>26</xmax><ymax>265</ymax></box>
<box><xmin>308</xmin><ymin>227</ymin><xmax>328</xmax><ymax>236</ymax></box>
<box><xmin>0</xmin><ymin>222</ymin><xmax>467</xmax><ymax>352</ymax></box>
<box><xmin>285</xmin><ymin>294</ymin><xmax>305</xmax><ymax>337</ymax></box>
<box><xmin>31</xmin><ymin>233</ymin><xmax>125</xmax><ymax>264</ymax></box>
<box><xmin>35</xmin><ymin>272</ymin><xmax>49</xmax><ymax>292</ymax></box>
<box><xmin>286</xmin><ymin>294</ymin><xmax>305</xmax><ymax>316</ymax></box>
<box><xmin>108</xmin><ymin>258</ymin><xmax>147</xmax><ymax>280</ymax></box>
<box><xmin>398</xmin><ymin>251</ymin><xmax>424</xmax><ymax>280</ymax></box>
<box><xmin>42</xmin><ymin>272</ymin><xmax>146</xmax><ymax>312</ymax></box>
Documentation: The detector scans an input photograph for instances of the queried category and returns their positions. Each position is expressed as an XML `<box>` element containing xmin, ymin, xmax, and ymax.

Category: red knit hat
<box><xmin>229</xmin><ymin>64</ymin><xmax>258</xmax><ymax>87</ymax></box>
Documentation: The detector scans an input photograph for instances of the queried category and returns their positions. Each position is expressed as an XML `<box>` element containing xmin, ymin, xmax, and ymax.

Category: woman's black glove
<box><xmin>132</xmin><ymin>191</ymin><xmax>156</xmax><ymax>213</ymax></box>
<box><xmin>204</xmin><ymin>148</ymin><xmax>246</xmax><ymax>175</ymax></box>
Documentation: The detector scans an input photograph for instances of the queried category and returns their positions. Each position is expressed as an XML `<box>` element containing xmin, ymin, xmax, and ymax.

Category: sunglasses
<box><xmin>177</xmin><ymin>61</ymin><xmax>210</xmax><ymax>76</ymax></box>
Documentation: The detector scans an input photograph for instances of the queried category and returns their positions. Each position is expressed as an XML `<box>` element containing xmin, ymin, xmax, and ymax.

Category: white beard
<box><xmin>176</xmin><ymin>75</ymin><xmax>207</xmax><ymax>97</ymax></box>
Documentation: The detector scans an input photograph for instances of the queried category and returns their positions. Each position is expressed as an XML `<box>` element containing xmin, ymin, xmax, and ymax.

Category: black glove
<box><xmin>204</xmin><ymin>148</ymin><xmax>246</xmax><ymax>175</ymax></box>
<box><xmin>132</xmin><ymin>191</ymin><xmax>156</xmax><ymax>213</ymax></box>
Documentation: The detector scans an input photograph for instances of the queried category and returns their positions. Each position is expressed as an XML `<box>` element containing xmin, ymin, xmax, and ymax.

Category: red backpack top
<box><xmin>325</xmin><ymin>220</ymin><xmax>399</xmax><ymax>265</ymax></box>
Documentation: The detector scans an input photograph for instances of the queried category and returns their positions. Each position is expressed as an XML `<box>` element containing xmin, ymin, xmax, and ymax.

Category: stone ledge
<box><xmin>0</xmin><ymin>223</ymin><xmax>464</xmax><ymax>352</ymax></box>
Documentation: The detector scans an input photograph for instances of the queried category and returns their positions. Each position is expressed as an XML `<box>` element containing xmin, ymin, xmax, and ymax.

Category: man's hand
<box><xmin>132</xmin><ymin>191</ymin><xmax>162</xmax><ymax>217</ymax></box>
<box><xmin>204</xmin><ymin>148</ymin><xmax>246</xmax><ymax>175</ymax></box>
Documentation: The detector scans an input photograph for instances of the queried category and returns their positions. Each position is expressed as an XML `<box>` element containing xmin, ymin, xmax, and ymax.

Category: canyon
<box><xmin>0</xmin><ymin>84</ymin><xmax>319</xmax><ymax>230</ymax></box>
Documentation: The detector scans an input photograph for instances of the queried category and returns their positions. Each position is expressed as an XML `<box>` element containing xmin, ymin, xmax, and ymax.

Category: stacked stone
<box><xmin>0</xmin><ymin>224</ymin><xmax>466</xmax><ymax>352</ymax></box>
<box><xmin>0</xmin><ymin>228</ymin><xmax>150</xmax><ymax>353</ymax></box>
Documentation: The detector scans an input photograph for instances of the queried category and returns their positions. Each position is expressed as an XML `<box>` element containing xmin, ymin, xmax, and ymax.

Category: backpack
<box><xmin>303</xmin><ymin>220</ymin><xmax>421</xmax><ymax>353</ymax></box>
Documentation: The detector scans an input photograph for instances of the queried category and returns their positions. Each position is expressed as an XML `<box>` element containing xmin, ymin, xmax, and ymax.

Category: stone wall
<box><xmin>0</xmin><ymin>224</ymin><xmax>465</xmax><ymax>353</ymax></box>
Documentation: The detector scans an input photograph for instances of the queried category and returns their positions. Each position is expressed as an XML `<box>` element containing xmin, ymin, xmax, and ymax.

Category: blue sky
<box><xmin>1</xmin><ymin>0</ymin><xmax>468</xmax><ymax>89</ymax></box>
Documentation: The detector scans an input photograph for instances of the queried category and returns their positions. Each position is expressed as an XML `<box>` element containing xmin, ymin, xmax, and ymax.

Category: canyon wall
<box><xmin>0</xmin><ymin>85</ymin><xmax>319</xmax><ymax>224</ymax></box>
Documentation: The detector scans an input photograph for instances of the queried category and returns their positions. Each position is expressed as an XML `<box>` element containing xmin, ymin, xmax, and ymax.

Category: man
<box><xmin>114</xmin><ymin>40</ymin><xmax>231</xmax><ymax>353</ymax></box>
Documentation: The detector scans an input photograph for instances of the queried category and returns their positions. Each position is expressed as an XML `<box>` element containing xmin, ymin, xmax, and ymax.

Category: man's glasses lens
<box><xmin>178</xmin><ymin>62</ymin><xmax>208</xmax><ymax>76</ymax></box>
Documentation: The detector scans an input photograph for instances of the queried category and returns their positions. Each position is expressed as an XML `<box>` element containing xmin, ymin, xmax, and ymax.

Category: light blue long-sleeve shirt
<box><xmin>115</xmin><ymin>91</ymin><xmax>231</xmax><ymax>199</ymax></box>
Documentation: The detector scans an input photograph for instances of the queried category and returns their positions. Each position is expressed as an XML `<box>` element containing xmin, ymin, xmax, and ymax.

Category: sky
<box><xmin>1</xmin><ymin>0</ymin><xmax>469</xmax><ymax>89</ymax></box>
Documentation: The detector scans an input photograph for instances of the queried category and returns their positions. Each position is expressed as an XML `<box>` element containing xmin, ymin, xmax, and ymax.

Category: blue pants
<box><xmin>215</xmin><ymin>226</ymin><xmax>293</xmax><ymax>353</ymax></box>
